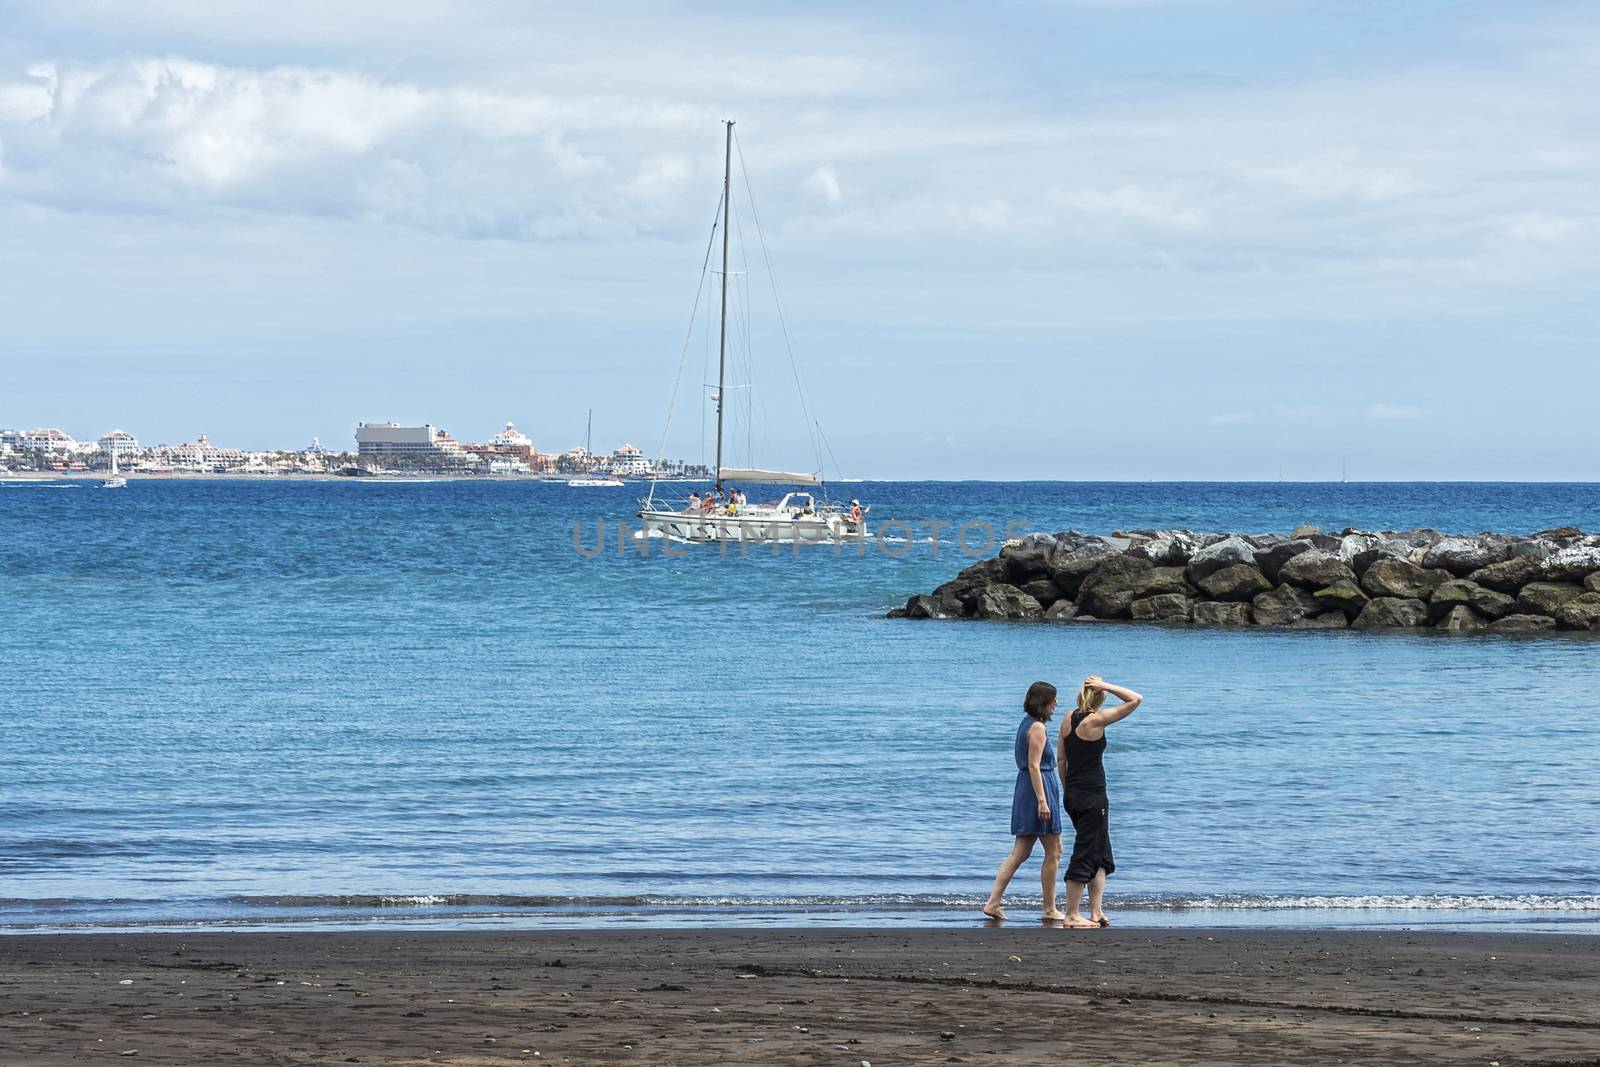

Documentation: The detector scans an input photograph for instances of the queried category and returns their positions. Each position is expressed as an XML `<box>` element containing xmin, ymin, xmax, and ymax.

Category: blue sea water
<box><xmin>3</xmin><ymin>478</ymin><xmax>1599</xmax><ymax>934</ymax></box>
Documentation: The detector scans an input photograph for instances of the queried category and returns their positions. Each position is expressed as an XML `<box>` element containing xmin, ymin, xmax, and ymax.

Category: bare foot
<box><xmin>1042</xmin><ymin>909</ymin><xmax>1066</xmax><ymax>923</ymax></box>
<box><xmin>1062</xmin><ymin>914</ymin><xmax>1096</xmax><ymax>928</ymax></box>
<box><xmin>981</xmin><ymin>904</ymin><xmax>1007</xmax><ymax>921</ymax></box>
<box><xmin>1092</xmin><ymin>913</ymin><xmax>1111</xmax><ymax>927</ymax></box>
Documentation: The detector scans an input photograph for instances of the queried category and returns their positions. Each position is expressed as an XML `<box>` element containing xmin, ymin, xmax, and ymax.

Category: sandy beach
<box><xmin>2</xmin><ymin>927</ymin><xmax>1597</xmax><ymax>1065</ymax></box>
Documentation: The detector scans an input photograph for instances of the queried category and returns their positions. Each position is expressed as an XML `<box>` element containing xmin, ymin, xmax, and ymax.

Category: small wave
<box><xmin>215</xmin><ymin>892</ymin><xmax>1600</xmax><ymax>912</ymax></box>
<box><xmin>224</xmin><ymin>893</ymin><xmax>655</xmax><ymax>908</ymax></box>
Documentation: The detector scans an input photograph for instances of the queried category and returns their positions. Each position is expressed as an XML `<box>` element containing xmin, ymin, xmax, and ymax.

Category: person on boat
<box><xmin>686</xmin><ymin>492</ymin><xmax>701</xmax><ymax>513</ymax></box>
<box><xmin>848</xmin><ymin>499</ymin><xmax>865</xmax><ymax>525</ymax></box>
<box><xmin>701</xmin><ymin>491</ymin><xmax>719</xmax><ymax>514</ymax></box>
<box><xmin>982</xmin><ymin>681</ymin><xmax>1064</xmax><ymax>924</ymax></box>
<box><xmin>1059</xmin><ymin>675</ymin><xmax>1143</xmax><ymax>929</ymax></box>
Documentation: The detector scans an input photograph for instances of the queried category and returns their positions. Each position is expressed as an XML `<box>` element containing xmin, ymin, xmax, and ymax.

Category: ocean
<box><xmin>3</xmin><ymin>478</ymin><xmax>1598</xmax><ymax>934</ymax></box>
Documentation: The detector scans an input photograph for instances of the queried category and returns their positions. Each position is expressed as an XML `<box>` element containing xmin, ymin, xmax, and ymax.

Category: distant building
<box><xmin>355</xmin><ymin>422</ymin><xmax>475</xmax><ymax>463</ymax></box>
<box><xmin>148</xmin><ymin>433</ymin><xmax>249</xmax><ymax>470</ymax></box>
<box><xmin>97</xmin><ymin>429</ymin><xmax>140</xmax><ymax>456</ymax></box>
<box><xmin>16</xmin><ymin>428</ymin><xmax>79</xmax><ymax>454</ymax></box>
<box><xmin>490</xmin><ymin>421</ymin><xmax>533</xmax><ymax>450</ymax></box>
<box><xmin>608</xmin><ymin>444</ymin><xmax>651</xmax><ymax>476</ymax></box>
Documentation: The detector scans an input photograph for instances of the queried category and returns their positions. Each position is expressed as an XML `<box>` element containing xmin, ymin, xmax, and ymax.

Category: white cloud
<box><xmin>804</xmin><ymin>166</ymin><xmax>843</xmax><ymax>205</ymax></box>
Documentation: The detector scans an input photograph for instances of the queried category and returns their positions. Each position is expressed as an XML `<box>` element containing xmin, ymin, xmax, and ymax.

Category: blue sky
<box><xmin>1</xmin><ymin>0</ymin><xmax>1596</xmax><ymax>479</ymax></box>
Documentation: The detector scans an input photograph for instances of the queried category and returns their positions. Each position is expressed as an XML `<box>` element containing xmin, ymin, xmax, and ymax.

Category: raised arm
<box><xmin>1083</xmin><ymin>678</ymin><xmax>1142</xmax><ymax>732</ymax></box>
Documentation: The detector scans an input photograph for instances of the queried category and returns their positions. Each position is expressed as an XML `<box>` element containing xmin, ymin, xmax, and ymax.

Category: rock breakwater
<box><xmin>888</xmin><ymin>526</ymin><xmax>1600</xmax><ymax>633</ymax></box>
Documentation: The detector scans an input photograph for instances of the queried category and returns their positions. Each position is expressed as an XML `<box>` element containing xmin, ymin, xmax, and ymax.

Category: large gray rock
<box><xmin>903</xmin><ymin>594</ymin><xmax>955</xmax><ymax>620</ymax></box>
<box><xmin>929</xmin><ymin>557</ymin><xmax>1008</xmax><ymax>615</ymax></box>
<box><xmin>1466</xmin><ymin>556</ymin><xmax>1545</xmax><ymax>594</ymax></box>
<box><xmin>1436</xmin><ymin>605</ymin><xmax>1486</xmax><ymax>632</ymax></box>
<box><xmin>1554</xmin><ymin>592</ymin><xmax>1600</xmax><ymax>630</ymax></box>
<box><xmin>1588</xmin><ymin>572</ymin><xmax>1600</xmax><ymax>594</ymax></box>
<box><xmin>1130</xmin><ymin>593</ymin><xmax>1192</xmax><ymax>621</ymax></box>
<box><xmin>1543</xmin><ymin>544</ymin><xmax>1600</xmax><ymax>582</ymax></box>
<box><xmin>1361</xmin><ymin>559</ymin><xmax>1449</xmax><ymax>600</ymax></box>
<box><xmin>1290</xmin><ymin>524</ymin><xmax>1322</xmax><ymax>539</ymax></box>
<box><xmin>1335</xmin><ymin>533</ymin><xmax>1380</xmax><ymax>563</ymax></box>
<box><xmin>1140</xmin><ymin>566</ymin><xmax>1193</xmax><ymax>597</ymax></box>
<box><xmin>1251</xmin><ymin>584</ymin><xmax>1321</xmax><ymax>626</ymax></box>
<box><xmin>1515</xmin><ymin>581</ymin><xmax>1585</xmax><ymax>617</ymax></box>
<box><xmin>1254</xmin><ymin>540</ymin><xmax>1314</xmax><ymax>584</ymax></box>
<box><xmin>1351</xmin><ymin>537</ymin><xmax>1430</xmax><ymax>574</ymax></box>
<box><xmin>1289</xmin><ymin>611</ymin><xmax>1350</xmax><ymax>630</ymax></box>
<box><xmin>1127</xmin><ymin>534</ymin><xmax>1199</xmax><ymax>566</ymax></box>
<box><xmin>971</xmin><ymin>584</ymin><xmax>1044</xmax><ymax>620</ymax></box>
<box><xmin>1429</xmin><ymin>579</ymin><xmax>1515</xmax><ymax>620</ymax></box>
<box><xmin>1000</xmin><ymin>534</ymin><xmax>1056</xmax><ymax>583</ymax></box>
<box><xmin>1043</xmin><ymin>599</ymin><xmax>1080</xmax><ymax>622</ymax></box>
<box><xmin>1196</xmin><ymin>564</ymin><xmax>1272</xmax><ymax>602</ymax></box>
<box><xmin>1076</xmin><ymin>556</ymin><xmax>1156</xmax><ymax>619</ymax></box>
<box><xmin>1017</xmin><ymin>577</ymin><xmax>1064</xmax><ymax>607</ymax></box>
<box><xmin>1313</xmin><ymin>580</ymin><xmax>1369</xmax><ymax>615</ymax></box>
<box><xmin>1278</xmin><ymin>551</ymin><xmax>1358</xmax><ymax>590</ymax></box>
<box><xmin>1192</xmin><ymin>601</ymin><xmax>1252</xmax><ymax>626</ymax></box>
<box><xmin>1185</xmin><ymin>536</ymin><xmax>1258</xmax><ymax>582</ymax></box>
<box><xmin>1045</xmin><ymin>539</ymin><xmax>1121</xmax><ymax>597</ymax></box>
<box><xmin>1489</xmin><ymin>614</ymin><xmax>1557</xmax><ymax>632</ymax></box>
<box><xmin>1534</xmin><ymin>525</ymin><xmax>1583</xmax><ymax>543</ymax></box>
<box><xmin>1352</xmin><ymin>597</ymin><xmax>1429</xmax><ymax>629</ymax></box>
<box><xmin>1421</xmin><ymin>536</ymin><xmax>1511</xmax><ymax>576</ymax></box>
<box><xmin>1505</xmin><ymin>538</ymin><xmax>1553</xmax><ymax>561</ymax></box>
<box><xmin>1392</xmin><ymin>528</ymin><xmax>1445</xmax><ymax>548</ymax></box>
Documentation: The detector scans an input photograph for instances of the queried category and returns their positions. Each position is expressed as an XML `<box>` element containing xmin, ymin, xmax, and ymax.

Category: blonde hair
<box><xmin>1075</xmin><ymin>683</ymin><xmax>1107</xmax><ymax>716</ymax></box>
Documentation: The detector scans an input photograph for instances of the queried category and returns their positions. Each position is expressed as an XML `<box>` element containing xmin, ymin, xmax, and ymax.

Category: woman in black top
<box><xmin>1059</xmin><ymin>675</ymin><xmax>1143</xmax><ymax>928</ymax></box>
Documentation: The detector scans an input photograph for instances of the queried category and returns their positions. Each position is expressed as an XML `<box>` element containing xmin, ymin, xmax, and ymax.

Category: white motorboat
<box><xmin>636</xmin><ymin>122</ymin><xmax>863</xmax><ymax>546</ymax></box>
<box><xmin>102</xmin><ymin>450</ymin><xmax>127</xmax><ymax>489</ymax></box>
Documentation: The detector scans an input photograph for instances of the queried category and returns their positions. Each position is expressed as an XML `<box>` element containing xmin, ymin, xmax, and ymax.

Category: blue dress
<box><xmin>1009</xmin><ymin>716</ymin><xmax>1063</xmax><ymax>836</ymax></box>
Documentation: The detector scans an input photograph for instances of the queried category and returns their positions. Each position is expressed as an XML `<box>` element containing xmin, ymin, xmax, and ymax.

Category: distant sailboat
<box><xmin>568</xmin><ymin>409</ymin><xmax>623</xmax><ymax>487</ymax></box>
<box><xmin>102</xmin><ymin>449</ymin><xmax>127</xmax><ymax>489</ymax></box>
<box><xmin>636</xmin><ymin>121</ymin><xmax>861</xmax><ymax>545</ymax></box>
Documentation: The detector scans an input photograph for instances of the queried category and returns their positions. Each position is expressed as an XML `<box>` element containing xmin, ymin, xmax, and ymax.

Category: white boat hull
<box><xmin>637</xmin><ymin>507</ymin><xmax>864</xmax><ymax>546</ymax></box>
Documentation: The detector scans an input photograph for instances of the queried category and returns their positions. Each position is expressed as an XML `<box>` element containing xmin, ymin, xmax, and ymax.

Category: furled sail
<box><xmin>718</xmin><ymin>467</ymin><xmax>821</xmax><ymax>486</ymax></box>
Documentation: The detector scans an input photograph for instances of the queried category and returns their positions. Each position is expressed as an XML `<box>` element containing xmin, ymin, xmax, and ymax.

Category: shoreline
<box><xmin>3</xmin><ymin>927</ymin><xmax>1596</xmax><ymax>1064</ymax></box>
<box><xmin>7</xmin><ymin>897</ymin><xmax>1600</xmax><ymax>938</ymax></box>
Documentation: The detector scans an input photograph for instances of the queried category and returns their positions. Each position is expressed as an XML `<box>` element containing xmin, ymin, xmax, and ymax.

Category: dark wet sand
<box><xmin>2</xmin><ymin>927</ymin><xmax>1597</xmax><ymax>1065</ymax></box>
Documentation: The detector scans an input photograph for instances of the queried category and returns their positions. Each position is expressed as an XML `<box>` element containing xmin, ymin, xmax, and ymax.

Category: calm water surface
<box><xmin>3</xmin><ymin>479</ymin><xmax>1598</xmax><ymax>933</ymax></box>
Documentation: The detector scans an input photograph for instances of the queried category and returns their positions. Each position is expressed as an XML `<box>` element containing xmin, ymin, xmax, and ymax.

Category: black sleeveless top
<box><xmin>1062</xmin><ymin>709</ymin><xmax>1107</xmax><ymax>796</ymax></box>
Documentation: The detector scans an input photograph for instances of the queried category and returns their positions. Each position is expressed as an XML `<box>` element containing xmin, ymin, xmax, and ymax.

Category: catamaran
<box><xmin>102</xmin><ymin>450</ymin><xmax>127</xmax><ymax>489</ymax></box>
<box><xmin>636</xmin><ymin>122</ymin><xmax>863</xmax><ymax>545</ymax></box>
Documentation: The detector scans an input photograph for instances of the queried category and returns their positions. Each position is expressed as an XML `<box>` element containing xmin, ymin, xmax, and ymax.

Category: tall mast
<box><xmin>715</xmin><ymin>119</ymin><xmax>733</xmax><ymax>490</ymax></box>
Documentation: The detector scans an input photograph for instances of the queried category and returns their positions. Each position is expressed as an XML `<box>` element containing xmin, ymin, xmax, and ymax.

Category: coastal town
<box><xmin>0</xmin><ymin>421</ymin><xmax>711</xmax><ymax>480</ymax></box>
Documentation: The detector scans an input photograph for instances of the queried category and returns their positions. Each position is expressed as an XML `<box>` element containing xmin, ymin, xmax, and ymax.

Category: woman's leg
<box><xmin>1088</xmin><ymin>868</ymin><xmax>1109</xmax><ymax>925</ymax></box>
<box><xmin>983</xmin><ymin>836</ymin><xmax>1037</xmax><ymax>919</ymax></box>
<box><xmin>1063</xmin><ymin>878</ymin><xmax>1092</xmax><ymax>925</ymax></box>
<box><xmin>1040</xmin><ymin>835</ymin><xmax>1063</xmax><ymax>921</ymax></box>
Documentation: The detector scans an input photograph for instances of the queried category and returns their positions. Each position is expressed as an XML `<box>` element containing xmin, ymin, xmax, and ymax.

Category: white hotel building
<box><xmin>355</xmin><ymin>422</ymin><xmax>476</xmax><ymax>463</ymax></box>
<box><xmin>97</xmin><ymin>429</ymin><xmax>141</xmax><ymax>456</ymax></box>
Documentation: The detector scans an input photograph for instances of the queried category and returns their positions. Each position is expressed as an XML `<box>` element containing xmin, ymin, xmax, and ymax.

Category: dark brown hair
<box><xmin>1023</xmin><ymin>681</ymin><xmax>1058</xmax><ymax>721</ymax></box>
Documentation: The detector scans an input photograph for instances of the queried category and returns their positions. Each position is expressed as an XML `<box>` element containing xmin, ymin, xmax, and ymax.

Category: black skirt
<box><xmin>1065</xmin><ymin>792</ymin><xmax>1115</xmax><ymax>883</ymax></box>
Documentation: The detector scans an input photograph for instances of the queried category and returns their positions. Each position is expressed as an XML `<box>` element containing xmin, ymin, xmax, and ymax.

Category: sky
<box><xmin>1</xmin><ymin>0</ymin><xmax>1597</xmax><ymax>480</ymax></box>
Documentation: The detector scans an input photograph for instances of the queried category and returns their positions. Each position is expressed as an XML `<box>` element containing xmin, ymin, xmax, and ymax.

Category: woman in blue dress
<box><xmin>981</xmin><ymin>681</ymin><xmax>1065</xmax><ymax>922</ymax></box>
